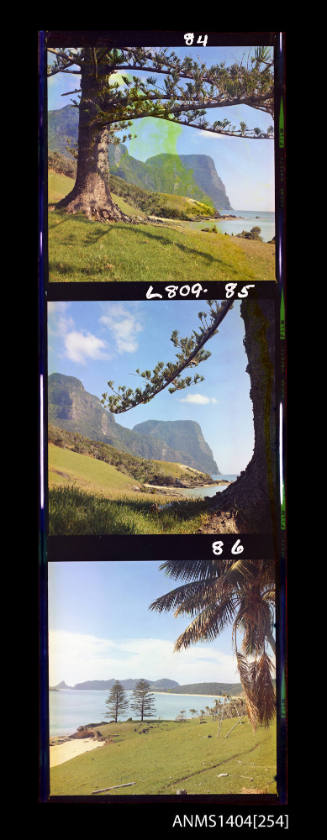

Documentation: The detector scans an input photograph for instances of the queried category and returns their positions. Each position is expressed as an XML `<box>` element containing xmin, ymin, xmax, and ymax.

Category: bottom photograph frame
<box><xmin>41</xmin><ymin>557</ymin><xmax>287</xmax><ymax>806</ymax></box>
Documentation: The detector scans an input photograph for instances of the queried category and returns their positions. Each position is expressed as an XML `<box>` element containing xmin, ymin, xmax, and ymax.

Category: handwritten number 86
<box><xmin>212</xmin><ymin>539</ymin><xmax>244</xmax><ymax>556</ymax></box>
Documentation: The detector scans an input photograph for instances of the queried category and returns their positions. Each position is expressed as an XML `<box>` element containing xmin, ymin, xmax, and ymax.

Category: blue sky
<box><xmin>48</xmin><ymin>299</ymin><xmax>254</xmax><ymax>474</ymax></box>
<box><xmin>48</xmin><ymin>561</ymin><xmax>239</xmax><ymax>686</ymax></box>
<box><xmin>47</xmin><ymin>44</ymin><xmax>275</xmax><ymax>211</ymax></box>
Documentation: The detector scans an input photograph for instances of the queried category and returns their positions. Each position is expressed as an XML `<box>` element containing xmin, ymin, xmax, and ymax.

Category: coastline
<box><xmin>50</xmin><ymin>737</ymin><xmax>105</xmax><ymax>767</ymax></box>
<box><xmin>143</xmin><ymin>480</ymin><xmax>230</xmax><ymax>494</ymax></box>
<box><xmin>153</xmin><ymin>691</ymin><xmax>225</xmax><ymax>699</ymax></box>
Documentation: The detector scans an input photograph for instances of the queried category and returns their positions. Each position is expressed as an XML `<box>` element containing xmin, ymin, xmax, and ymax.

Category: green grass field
<box><xmin>48</xmin><ymin>432</ymin><xmax>213</xmax><ymax>489</ymax></box>
<box><xmin>150</xmin><ymin>459</ymin><xmax>209</xmax><ymax>480</ymax></box>
<box><xmin>48</xmin><ymin>172</ymin><xmax>276</xmax><ymax>283</ymax></box>
<box><xmin>49</xmin><ymin>484</ymin><xmax>207</xmax><ymax>535</ymax></box>
<box><xmin>50</xmin><ymin>716</ymin><xmax>277</xmax><ymax>797</ymax></box>
<box><xmin>49</xmin><ymin>443</ymin><xmax>141</xmax><ymax>496</ymax></box>
<box><xmin>48</xmin><ymin>443</ymin><xmax>210</xmax><ymax>535</ymax></box>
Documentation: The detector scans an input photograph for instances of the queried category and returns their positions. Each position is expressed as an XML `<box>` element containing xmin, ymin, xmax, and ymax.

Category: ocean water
<box><xmin>49</xmin><ymin>688</ymin><xmax>224</xmax><ymax>737</ymax></box>
<box><xmin>187</xmin><ymin>211</ymin><xmax>275</xmax><ymax>243</ymax></box>
<box><xmin>177</xmin><ymin>474</ymin><xmax>237</xmax><ymax>500</ymax></box>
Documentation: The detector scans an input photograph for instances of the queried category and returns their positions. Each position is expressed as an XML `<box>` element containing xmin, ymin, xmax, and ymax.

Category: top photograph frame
<box><xmin>40</xmin><ymin>31</ymin><xmax>285</xmax><ymax>289</ymax></box>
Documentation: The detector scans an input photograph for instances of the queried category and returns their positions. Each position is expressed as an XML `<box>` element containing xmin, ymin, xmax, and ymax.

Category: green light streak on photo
<box><xmin>280</xmin><ymin>290</ymin><xmax>285</xmax><ymax>340</ymax></box>
<box><xmin>129</xmin><ymin>117</ymin><xmax>183</xmax><ymax>160</ymax></box>
<box><xmin>281</xmin><ymin>482</ymin><xmax>286</xmax><ymax>530</ymax></box>
<box><xmin>281</xmin><ymin>667</ymin><xmax>287</xmax><ymax>719</ymax></box>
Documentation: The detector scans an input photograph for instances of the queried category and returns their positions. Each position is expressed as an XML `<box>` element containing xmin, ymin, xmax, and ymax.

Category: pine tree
<box><xmin>105</xmin><ymin>680</ymin><xmax>129</xmax><ymax>722</ymax></box>
<box><xmin>47</xmin><ymin>45</ymin><xmax>274</xmax><ymax>222</ymax></box>
<box><xmin>102</xmin><ymin>298</ymin><xmax>277</xmax><ymax>534</ymax></box>
<box><xmin>130</xmin><ymin>679</ymin><xmax>157</xmax><ymax>721</ymax></box>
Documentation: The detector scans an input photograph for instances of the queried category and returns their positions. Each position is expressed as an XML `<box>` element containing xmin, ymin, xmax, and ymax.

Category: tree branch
<box><xmin>102</xmin><ymin>300</ymin><xmax>233</xmax><ymax>414</ymax></box>
<box><xmin>47</xmin><ymin>47</ymin><xmax>83</xmax><ymax>65</ymax></box>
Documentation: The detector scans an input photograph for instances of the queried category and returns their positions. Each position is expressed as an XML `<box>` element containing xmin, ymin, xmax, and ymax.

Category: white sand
<box><xmin>50</xmin><ymin>738</ymin><xmax>105</xmax><ymax>768</ymax></box>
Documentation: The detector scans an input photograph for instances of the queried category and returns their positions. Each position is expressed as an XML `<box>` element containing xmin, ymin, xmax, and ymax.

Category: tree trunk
<box><xmin>209</xmin><ymin>299</ymin><xmax>278</xmax><ymax>534</ymax></box>
<box><xmin>56</xmin><ymin>63</ymin><xmax>131</xmax><ymax>223</ymax></box>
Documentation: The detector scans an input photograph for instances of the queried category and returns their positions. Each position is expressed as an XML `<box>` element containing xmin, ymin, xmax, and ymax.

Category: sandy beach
<box><xmin>50</xmin><ymin>737</ymin><xmax>105</xmax><ymax>767</ymax></box>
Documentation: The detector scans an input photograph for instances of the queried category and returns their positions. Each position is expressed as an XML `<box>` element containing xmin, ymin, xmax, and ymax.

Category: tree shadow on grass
<box><xmin>81</xmin><ymin>222</ymin><xmax>244</xmax><ymax>276</ymax></box>
<box><xmin>50</xmin><ymin>261</ymin><xmax>110</xmax><ymax>279</ymax></box>
<box><xmin>48</xmin><ymin>214</ymin><xmax>74</xmax><ymax>230</ymax></box>
<box><xmin>49</xmin><ymin>211</ymin><xmax>254</xmax><ymax>280</ymax></box>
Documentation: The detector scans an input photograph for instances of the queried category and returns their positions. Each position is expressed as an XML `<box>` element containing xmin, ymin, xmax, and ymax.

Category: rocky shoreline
<box><xmin>50</xmin><ymin>723</ymin><xmax>107</xmax><ymax>746</ymax></box>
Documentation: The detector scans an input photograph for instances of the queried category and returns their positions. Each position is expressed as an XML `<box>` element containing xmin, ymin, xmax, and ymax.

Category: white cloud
<box><xmin>64</xmin><ymin>331</ymin><xmax>110</xmax><ymax>365</ymax></box>
<box><xmin>100</xmin><ymin>305</ymin><xmax>143</xmax><ymax>354</ymax></box>
<box><xmin>48</xmin><ymin>302</ymin><xmax>74</xmax><ymax>336</ymax></box>
<box><xmin>179</xmin><ymin>394</ymin><xmax>217</xmax><ymax>405</ymax></box>
<box><xmin>49</xmin><ymin>631</ymin><xmax>238</xmax><ymax>687</ymax></box>
<box><xmin>48</xmin><ymin>302</ymin><xmax>111</xmax><ymax>365</ymax></box>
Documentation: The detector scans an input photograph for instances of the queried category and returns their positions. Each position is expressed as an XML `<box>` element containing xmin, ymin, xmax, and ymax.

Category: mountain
<box><xmin>64</xmin><ymin>678</ymin><xmax>180</xmax><ymax>691</ymax></box>
<box><xmin>161</xmin><ymin>682</ymin><xmax>243</xmax><ymax>696</ymax></box>
<box><xmin>48</xmin><ymin>105</ymin><xmax>80</xmax><ymax>157</ymax></box>
<box><xmin>50</xmin><ymin>678</ymin><xmax>243</xmax><ymax>695</ymax></box>
<box><xmin>113</xmin><ymin>151</ymin><xmax>233</xmax><ymax>213</ymax></box>
<box><xmin>178</xmin><ymin>155</ymin><xmax>233</xmax><ymax>214</ymax></box>
<box><xmin>133</xmin><ymin>419</ymin><xmax>219</xmax><ymax>476</ymax></box>
<box><xmin>48</xmin><ymin>373</ymin><xmax>219</xmax><ymax>474</ymax></box>
<box><xmin>48</xmin><ymin>105</ymin><xmax>233</xmax><ymax>213</ymax></box>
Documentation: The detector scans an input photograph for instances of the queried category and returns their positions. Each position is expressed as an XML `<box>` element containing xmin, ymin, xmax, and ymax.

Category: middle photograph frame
<box><xmin>46</xmin><ymin>287</ymin><xmax>279</xmax><ymax>562</ymax></box>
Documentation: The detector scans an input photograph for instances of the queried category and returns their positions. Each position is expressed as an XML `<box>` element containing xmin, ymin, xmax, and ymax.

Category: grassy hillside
<box><xmin>49</xmin><ymin>209</ymin><xmax>275</xmax><ymax>283</ymax></box>
<box><xmin>111</xmin><ymin>151</ymin><xmax>218</xmax><ymax>211</ymax></box>
<box><xmin>109</xmin><ymin>172</ymin><xmax>215</xmax><ymax>219</ymax></box>
<box><xmin>50</xmin><ymin>716</ymin><xmax>277</xmax><ymax>797</ymax></box>
<box><xmin>49</xmin><ymin>426</ymin><xmax>214</xmax><ymax>488</ymax></box>
<box><xmin>48</xmin><ymin>169</ymin><xmax>215</xmax><ymax>221</ymax></box>
<box><xmin>49</xmin><ymin>443</ymin><xmax>140</xmax><ymax>497</ymax></box>
<box><xmin>48</xmin><ymin>444</ymin><xmax>209</xmax><ymax>534</ymax></box>
<box><xmin>49</xmin><ymin>483</ymin><xmax>208</xmax><ymax>535</ymax></box>
<box><xmin>48</xmin><ymin>172</ymin><xmax>275</xmax><ymax>283</ymax></box>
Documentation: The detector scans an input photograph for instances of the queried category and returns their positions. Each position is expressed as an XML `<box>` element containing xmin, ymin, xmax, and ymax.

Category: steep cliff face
<box><xmin>48</xmin><ymin>374</ymin><xmax>116</xmax><ymax>442</ymax></box>
<box><xmin>48</xmin><ymin>374</ymin><xmax>219</xmax><ymax>473</ymax></box>
<box><xmin>48</xmin><ymin>107</ymin><xmax>233</xmax><ymax>213</ymax></box>
<box><xmin>178</xmin><ymin>154</ymin><xmax>233</xmax><ymax>214</ymax></box>
<box><xmin>133</xmin><ymin>419</ymin><xmax>219</xmax><ymax>475</ymax></box>
<box><xmin>113</xmin><ymin>152</ymin><xmax>233</xmax><ymax>213</ymax></box>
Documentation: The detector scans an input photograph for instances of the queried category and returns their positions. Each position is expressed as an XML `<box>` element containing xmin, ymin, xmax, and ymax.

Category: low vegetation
<box><xmin>163</xmin><ymin>682</ymin><xmax>243</xmax><ymax>696</ymax></box>
<box><xmin>50</xmin><ymin>714</ymin><xmax>277</xmax><ymax>797</ymax></box>
<box><xmin>49</xmin><ymin>484</ymin><xmax>207</xmax><ymax>535</ymax></box>
<box><xmin>109</xmin><ymin>172</ymin><xmax>216</xmax><ymax>220</ymax></box>
<box><xmin>237</xmin><ymin>226</ymin><xmax>263</xmax><ymax>241</ymax></box>
<box><xmin>48</xmin><ymin>171</ymin><xmax>275</xmax><ymax>283</ymax></box>
<box><xmin>49</xmin><ymin>425</ymin><xmax>214</xmax><ymax>488</ymax></box>
<box><xmin>49</xmin><ymin>165</ymin><xmax>215</xmax><ymax>222</ymax></box>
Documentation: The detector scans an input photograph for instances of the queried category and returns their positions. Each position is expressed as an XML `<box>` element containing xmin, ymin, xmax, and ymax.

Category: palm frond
<box><xmin>174</xmin><ymin>597</ymin><xmax>237</xmax><ymax>649</ymax></box>
<box><xmin>152</xmin><ymin>558</ymin><xmax>277</xmax><ymax>730</ymax></box>
<box><xmin>149</xmin><ymin>577</ymin><xmax>220</xmax><ymax>613</ymax></box>
<box><xmin>235</xmin><ymin>595</ymin><xmax>274</xmax><ymax>656</ymax></box>
<box><xmin>158</xmin><ymin>558</ymin><xmax>228</xmax><ymax>581</ymax></box>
